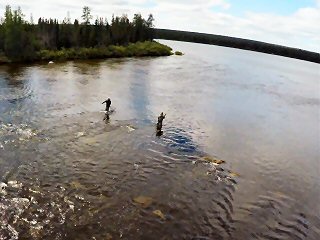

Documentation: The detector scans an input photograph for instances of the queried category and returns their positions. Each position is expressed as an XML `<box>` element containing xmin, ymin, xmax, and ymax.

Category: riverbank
<box><xmin>0</xmin><ymin>41</ymin><xmax>173</xmax><ymax>64</ymax></box>
<box><xmin>154</xmin><ymin>29</ymin><xmax>320</xmax><ymax>64</ymax></box>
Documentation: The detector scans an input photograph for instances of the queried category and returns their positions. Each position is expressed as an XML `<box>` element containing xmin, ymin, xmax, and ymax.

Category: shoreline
<box><xmin>154</xmin><ymin>28</ymin><xmax>320</xmax><ymax>64</ymax></box>
<box><xmin>0</xmin><ymin>41</ymin><xmax>172</xmax><ymax>65</ymax></box>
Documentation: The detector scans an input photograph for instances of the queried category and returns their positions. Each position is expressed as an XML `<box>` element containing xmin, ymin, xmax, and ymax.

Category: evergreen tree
<box><xmin>3</xmin><ymin>5</ymin><xmax>37</xmax><ymax>61</ymax></box>
<box><xmin>0</xmin><ymin>5</ymin><xmax>156</xmax><ymax>61</ymax></box>
<box><xmin>81</xmin><ymin>6</ymin><xmax>92</xmax><ymax>25</ymax></box>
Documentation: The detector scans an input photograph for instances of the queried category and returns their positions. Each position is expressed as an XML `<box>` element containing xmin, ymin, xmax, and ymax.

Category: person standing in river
<box><xmin>157</xmin><ymin>112</ymin><xmax>166</xmax><ymax>131</ymax></box>
<box><xmin>102</xmin><ymin>98</ymin><xmax>111</xmax><ymax>111</ymax></box>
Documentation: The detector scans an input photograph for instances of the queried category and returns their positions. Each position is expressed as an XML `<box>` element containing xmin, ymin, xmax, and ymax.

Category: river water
<box><xmin>0</xmin><ymin>40</ymin><xmax>319</xmax><ymax>239</ymax></box>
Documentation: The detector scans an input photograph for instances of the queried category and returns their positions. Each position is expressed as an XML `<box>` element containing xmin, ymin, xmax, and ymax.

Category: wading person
<box><xmin>156</xmin><ymin>112</ymin><xmax>166</xmax><ymax>135</ymax></box>
<box><xmin>102</xmin><ymin>98</ymin><xmax>111</xmax><ymax>112</ymax></box>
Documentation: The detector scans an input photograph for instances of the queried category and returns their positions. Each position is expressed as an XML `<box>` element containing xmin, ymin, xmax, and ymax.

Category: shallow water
<box><xmin>0</xmin><ymin>40</ymin><xmax>319</xmax><ymax>239</ymax></box>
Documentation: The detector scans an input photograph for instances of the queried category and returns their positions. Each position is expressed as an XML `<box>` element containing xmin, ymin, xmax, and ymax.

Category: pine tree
<box><xmin>81</xmin><ymin>6</ymin><xmax>92</xmax><ymax>25</ymax></box>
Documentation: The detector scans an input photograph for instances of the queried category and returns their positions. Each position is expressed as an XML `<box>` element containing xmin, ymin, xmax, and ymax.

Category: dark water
<box><xmin>0</xmin><ymin>40</ymin><xmax>319</xmax><ymax>240</ymax></box>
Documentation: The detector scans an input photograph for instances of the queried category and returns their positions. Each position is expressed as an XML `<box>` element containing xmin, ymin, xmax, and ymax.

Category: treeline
<box><xmin>0</xmin><ymin>5</ymin><xmax>155</xmax><ymax>62</ymax></box>
<box><xmin>154</xmin><ymin>29</ymin><xmax>320</xmax><ymax>64</ymax></box>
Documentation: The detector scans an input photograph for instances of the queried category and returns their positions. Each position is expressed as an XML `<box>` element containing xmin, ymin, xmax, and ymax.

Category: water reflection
<box><xmin>103</xmin><ymin>112</ymin><xmax>110</xmax><ymax>123</ymax></box>
<box><xmin>0</xmin><ymin>64</ymin><xmax>28</xmax><ymax>85</ymax></box>
<box><xmin>128</xmin><ymin>61</ymin><xmax>152</xmax><ymax>121</ymax></box>
<box><xmin>0</xmin><ymin>41</ymin><xmax>319</xmax><ymax>239</ymax></box>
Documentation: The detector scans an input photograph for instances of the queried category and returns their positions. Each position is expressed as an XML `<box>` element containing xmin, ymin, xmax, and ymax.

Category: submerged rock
<box><xmin>70</xmin><ymin>181</ymin><xmax>86</xmax><ymax>190</ymax></box>
<box><xmin>202</xmin><ymin>156</ymin><xmax>225</xmax><ymax>165</ymax></box>
<box><xmin>133</xmin><ymin>196</ymin><xmax>153</xmax><ymax>208</ymax></box>
<box><xmin>153</xmin><ymin>209</ymin><xmax>165</xmax><ymax>220</ymax></box>
<box><xmin>229</xmin><ymin>171</ymin><xmax>240</xmax><ymax>177</ymax></box>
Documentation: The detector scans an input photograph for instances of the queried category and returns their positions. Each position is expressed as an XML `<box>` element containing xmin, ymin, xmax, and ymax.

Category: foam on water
<box><xmin>0</xmin><ymin>180</ymin><xmax>76</xmax><ymax>239</ymax></box>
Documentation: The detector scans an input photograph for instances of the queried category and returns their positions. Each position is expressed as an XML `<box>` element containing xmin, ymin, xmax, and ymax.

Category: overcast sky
<box><xmin>1</xmin><ymin>0</ymin><xmax>319</xmax><ymax>52</ymax></box>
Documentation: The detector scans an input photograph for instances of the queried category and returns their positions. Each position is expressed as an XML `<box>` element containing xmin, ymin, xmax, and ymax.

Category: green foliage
<box><xmin>0</xmin><ymin>24</ymin><xmax>4</xmax><ymax>50</ymax></box>
<box><xmin>2</xmin><ymin>5</ymin><xmax>38</xmax><ymax>61</ymax></box>
<box><xmin>38</xmin><ymin>41</ymin><xmax>172</xmax><ymax>61</ymax></box>
<box><xmin>0</xmin><ymin>5</ymin><xmax>157</xmax><ymax>62</ymax></box>
<box><xmin>175</xmin><ymin>51</ymin><xmax>183</xmax><ymax>55</ymax></box>
<box><xmin>126</xmin><ymin>41</ymin><xmax>172</xmax><ymax>56</ymax></box>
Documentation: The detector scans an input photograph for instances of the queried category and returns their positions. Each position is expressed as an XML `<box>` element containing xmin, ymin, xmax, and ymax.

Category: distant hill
<box><xmin>154</xmin><ymin>28</ymin><xmax>320</xmax><ymax>64</ymax></box>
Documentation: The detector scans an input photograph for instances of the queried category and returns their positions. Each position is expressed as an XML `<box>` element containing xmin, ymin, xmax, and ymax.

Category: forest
<box><xmin>0</xmin><ymin>5</ymin><xmax>171</xmax><ymax>63</ymax></box>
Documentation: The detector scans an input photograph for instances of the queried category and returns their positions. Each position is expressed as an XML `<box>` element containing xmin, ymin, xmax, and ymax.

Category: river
<box><xmin>0</xmin><ymin>40</ymin><xmax>319</xmax><ymax>239</ymax></box>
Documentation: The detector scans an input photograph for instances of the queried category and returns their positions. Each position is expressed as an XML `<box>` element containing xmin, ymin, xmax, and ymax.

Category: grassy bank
<box><xmin>39</xmin><ymin>41</ymin><xmax>172</xmax><ymax>62</ymax></box>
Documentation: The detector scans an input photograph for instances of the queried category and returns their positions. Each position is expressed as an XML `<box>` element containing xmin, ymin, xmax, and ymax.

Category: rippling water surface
<box><xmin>0</xmin><ymin>40</ymin><xmax>319</xmax><ymax>239</ymax></box>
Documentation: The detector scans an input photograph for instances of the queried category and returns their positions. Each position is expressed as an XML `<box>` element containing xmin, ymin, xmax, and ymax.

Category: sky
<box><xmin>0</xmin><ymin>0</ymin><xmax>319</xmax><ymax>52</ymax></box>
